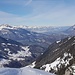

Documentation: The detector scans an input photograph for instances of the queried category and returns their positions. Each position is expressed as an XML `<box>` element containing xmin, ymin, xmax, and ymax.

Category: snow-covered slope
<box><xmin>0</xmin><ymin>67</ymin><xmax>55</xmax><ymax>75</ymax></box>
<box><xmin>33</xmin><ymin>36</ymin><xmax>75</xmax><ymax>75</ymax></box>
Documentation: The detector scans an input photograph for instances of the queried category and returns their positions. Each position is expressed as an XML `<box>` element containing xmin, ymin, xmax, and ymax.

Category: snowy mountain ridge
<box><xmin>0</xmin><ymin>24</ymin><xmax>69</xmax><ymax>31</ymax></box>
<box><xmin>0</xmin><ymin>24</ymin><xmax>16</xmax><ymax>30</ymax></box>
<box><xmin>32</xmin><ymin>36</ymin><xmax>75</xmax><ymax>75</ymax></box>
<box><xmin>0</xmin><ymin>24</ymin><xmax>53</xmax><ymax>29</ymax></box>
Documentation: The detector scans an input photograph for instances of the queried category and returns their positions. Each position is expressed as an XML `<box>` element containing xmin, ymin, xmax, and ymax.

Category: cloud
<box><xmin>0</xmin><ymin>0</ymin><xmax>75</xmax><ymax>26</ymax></box>
<box><xmin>0</xmin><ymin>0</ymin><xmax>32</xmax><ymax>7</ymax></box>
<box><xmin>25</xmin><ymin>0</ymin><xmax>32</xmax><ymax>6</ymax></box>
<box><xmin>0</xmin><ymin>11</ymin><xmax>18</xmax><ymax>18</ymax></box>
<box><xmin>0</xmin><ymin>11</ymin><xmax>22</xmax><ymax>24</ymax></box>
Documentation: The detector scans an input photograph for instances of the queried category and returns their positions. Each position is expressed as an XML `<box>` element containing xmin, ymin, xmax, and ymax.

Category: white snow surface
<box><xmin>28</xmin><ymin>61</ymin><xmax>36</xmax><ymax>68</ymax></box>
<box><xmin>56</xmin><ymin>40</ymin><xmax>60</xmax><ymax>43</ymax></box>
<box><xmin>65</xmin><ymin>65</ymin><xmax>75</xmax><ymax>75</ymax></box>
<box><xmin>8</xmin><ymin>46</ymin><xmax>31</xmax><ymax>61</ymax></box>
<box><xmin>0</xmin><ymin>24</ymin><xmax>15</xmax><ymax>30</ymax></box>
<box><xmin>41</xmin><ymin>52</ymin><xmax>73</xmax><ymax>72</ymax></box>
<box><xmin>0</xmin><ymin>67</ymin><xmax>55</xmax><ymax>75</ymax></box>
<box><xmin>0</xmin><ymin>59</ymin><xmax>10</xmax><ymax>67</ymax></box>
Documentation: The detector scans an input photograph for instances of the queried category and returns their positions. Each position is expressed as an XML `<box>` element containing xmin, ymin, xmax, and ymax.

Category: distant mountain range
<box><xmin>0</xmin><ymin>24</ymin><xmax>58</xmax><ymax>47</ymax></box>
<box><xmin>0</xmin><ymin>23</ymin><xmax>73</xmax><ymax>43</ymax></box>
<box><xmin>18</xmin><ymin>25</ymin><xmax>70</xmax><ymax>33</ymax></box>
<box><xmin>0</xmin><ymin>24</ymin><xmax>75</xmax><ymax>70</ymax></box>
<box><xmin>0</xmin><ymin>24</ymin><xmax>69</xmax><ymax>47</ymax></box>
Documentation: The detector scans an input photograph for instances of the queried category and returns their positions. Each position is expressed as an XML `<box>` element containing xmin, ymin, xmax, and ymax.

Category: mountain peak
<box><xmin>72</xmin><ymin>24</ymin><xmax>75</xmax><ymax>29</ymax></box>
<box><xmin>0</xmin><ymin>24</ymin><xmax>13</xmax><ymax>30</ymax></box>
<box><xmin>0</xmin><ymin>24</ymin><xmax>12</xmax><ymax>27</ymax></box>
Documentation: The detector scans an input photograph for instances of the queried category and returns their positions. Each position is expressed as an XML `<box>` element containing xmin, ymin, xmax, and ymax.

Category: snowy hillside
<box><xmin>0</xmin><ymin>67</ymin><xmax>55</xmax><ymax>75</ymax></box>
<box><xmin>33</xmin><ymin>36</ymin><xmax>75</xmax><ymax>75</ymax></box>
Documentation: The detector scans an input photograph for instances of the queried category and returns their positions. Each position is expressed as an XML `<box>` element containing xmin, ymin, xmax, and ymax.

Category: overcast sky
<box><xmin>0</xmin><ymin>0</ymin><xmax>75</xmax><ymax>26</ymax></box>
